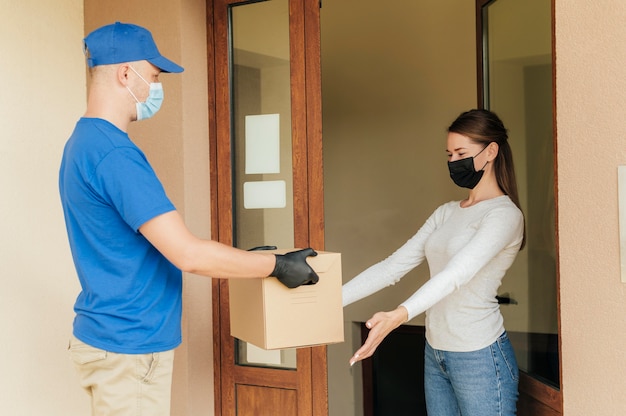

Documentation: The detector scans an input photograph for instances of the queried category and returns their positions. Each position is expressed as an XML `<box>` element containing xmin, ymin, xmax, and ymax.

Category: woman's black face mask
<box><xmin>447</xmin><ymin>145</ymin><xmax>489</xmax><ymax>189</ymax></box>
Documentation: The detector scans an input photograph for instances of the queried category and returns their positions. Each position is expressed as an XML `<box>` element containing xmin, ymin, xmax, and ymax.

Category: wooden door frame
<box><xmin>207</xmin><ymin>0</ymin><xmax>327</xmax><ymax>414</ymax></box>
<box><xmin>476</xmin><ymin>0</ymin><xmax>563</xmax><ymax>414</ymax></box>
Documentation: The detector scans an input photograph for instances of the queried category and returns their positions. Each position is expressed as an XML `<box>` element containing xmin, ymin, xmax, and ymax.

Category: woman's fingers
<box><xmin>348</xmin><ymin>314</ymin><xmax>391</xmax><ymax>365</ymax></box>
<box><xmin>348</xmin><ymin>308</ymin><xmax>409</xmax><ymax>367</ymax></box>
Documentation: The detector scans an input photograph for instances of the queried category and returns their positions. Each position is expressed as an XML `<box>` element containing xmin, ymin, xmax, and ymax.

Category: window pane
<box><xmin>484</xmin><ymin>0</ymin><xmax>558</xmax><ymax>387</ymax></box>
<box><xmin>230</xmin><ymin>0</ymin><xmax>297</xmax><ymax>370</ymax></box>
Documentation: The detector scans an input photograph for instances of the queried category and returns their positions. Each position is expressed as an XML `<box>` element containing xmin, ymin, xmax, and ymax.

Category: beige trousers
<box><xmin>68</xmin><ymin>336</ymin><xmax>175</xmax><ymax>416</ymax></box>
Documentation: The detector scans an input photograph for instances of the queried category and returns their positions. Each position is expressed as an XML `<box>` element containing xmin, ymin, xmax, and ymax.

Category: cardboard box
<box><xmin>229</xmin><ymin>249</ymin><xmax>344</xmax><ymax>350</ymax></box>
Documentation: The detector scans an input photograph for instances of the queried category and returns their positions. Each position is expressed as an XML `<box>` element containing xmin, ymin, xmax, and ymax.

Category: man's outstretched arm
<box><xmin>139</xmin><ymin>210</ymin><xmax>318</xmax><ymax>288</ymax></box>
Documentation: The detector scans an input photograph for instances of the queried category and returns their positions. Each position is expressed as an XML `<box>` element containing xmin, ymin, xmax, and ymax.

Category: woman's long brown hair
<box><xmin>448</xmin><ymin>109</ymin><xmax>526</xmax><ymax>249</ymax></box>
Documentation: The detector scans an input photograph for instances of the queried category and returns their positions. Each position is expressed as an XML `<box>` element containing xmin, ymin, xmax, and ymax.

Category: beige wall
<box><xmin>556</xmin><ymin>1</ymin><xmax>626</xmax><ymax>414</ymax></box>
<box><xmin>0</xmin><ymin>1</ymin><xmax>90</xmax><ymax>414</ymax></box>
<box><xmin>3</xmin><ymin>0</ymin><xmax>626</xmax><ymax>415</ymax></box>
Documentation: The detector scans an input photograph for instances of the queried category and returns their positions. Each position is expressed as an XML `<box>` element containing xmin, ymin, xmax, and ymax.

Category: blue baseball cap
<box><xmin>83</xmin><ymin>22</ymin><xmax>184</xmax><ymax>73</ymax></box>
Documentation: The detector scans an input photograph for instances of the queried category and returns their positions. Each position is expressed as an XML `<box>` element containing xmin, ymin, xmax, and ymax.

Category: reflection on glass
<box><xmin>237</xmin><ymin>342</ymin><xmax>297</xmax><ymax>369</ymax></box>
<box><xmin>229</xmin><ymin>0</ymin><xmax>297</xmax><ymax>370</ymax></box>
<box><xmin>483</xmin><ymin>0</ymin><xmax>558</xmax><ymax>387</ymax></box>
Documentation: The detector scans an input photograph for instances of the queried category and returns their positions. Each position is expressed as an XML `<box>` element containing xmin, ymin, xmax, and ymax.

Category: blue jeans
<box><xmin>424</xmin><ymin>332</ymin><xmax>519</xmax><ymax>416</ymax></box>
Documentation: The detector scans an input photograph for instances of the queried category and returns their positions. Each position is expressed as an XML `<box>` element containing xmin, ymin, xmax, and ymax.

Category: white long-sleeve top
<box><xmin>342</xmin><ymin>195</ymin><xmax>524</xmax><ymax>352</ymax></box>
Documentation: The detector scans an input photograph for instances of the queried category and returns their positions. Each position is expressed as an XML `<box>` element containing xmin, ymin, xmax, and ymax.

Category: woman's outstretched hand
<box><xmin>349</xmin><ymin>306</ymin><xmax>408</xmax><ymax>366</ymax></box>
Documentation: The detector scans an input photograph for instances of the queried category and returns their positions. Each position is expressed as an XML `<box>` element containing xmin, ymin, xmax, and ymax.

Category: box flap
<box><xmin>305</xmin><ymin>251</ymin><xmax>341</xmax><ymax>274</ymax></box>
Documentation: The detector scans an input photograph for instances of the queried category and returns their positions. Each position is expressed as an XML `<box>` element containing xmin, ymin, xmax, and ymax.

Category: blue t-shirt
<box><xmin>59</xmin><ymin>118</ymin><xmax>182</xmax><ymax>354</ymax></box>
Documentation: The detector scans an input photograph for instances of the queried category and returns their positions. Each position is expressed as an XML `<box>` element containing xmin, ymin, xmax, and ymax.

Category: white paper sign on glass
<box><xmin>245</xmin><ymin>114</ymin><xmax>280</xmax><ymax>174</ymax></box>
<box><xmin>244</xmin><ymin>180</ymin><xmax>287</xmax><ymax>209</ymax></box>
<box><xmin>246</xmin><ymin>342</ymin><xmax>283</xmax><ymax>366</ymax></box>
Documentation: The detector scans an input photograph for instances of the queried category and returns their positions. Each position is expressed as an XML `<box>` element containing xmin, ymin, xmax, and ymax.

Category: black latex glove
<box><xmin>247</xmin><ymin>246</ymin><xmax>278</xmax><ymax>251</ymax></box>
<box><xmin>271</xmin><ymin>248</ymin><xmax>319</xmax><ymax>289</ymax></box>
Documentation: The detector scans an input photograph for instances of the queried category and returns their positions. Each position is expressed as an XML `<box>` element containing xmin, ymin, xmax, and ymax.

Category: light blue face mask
<box><xmin>126</xmin><ymin>66</ymin><xmax>164</xmax><ymax>121</ymax></box>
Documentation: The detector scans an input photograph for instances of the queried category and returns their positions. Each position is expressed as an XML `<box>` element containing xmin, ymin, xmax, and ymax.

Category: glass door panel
<box><xmin>229</xmin><ymin>0</ymin><xmax>297</xmax><ymax>370</ymax></box>
<box><xmin>481</xmin><ymin>0</ymin><xmax>558</xmax><ymax>387</ymax></box>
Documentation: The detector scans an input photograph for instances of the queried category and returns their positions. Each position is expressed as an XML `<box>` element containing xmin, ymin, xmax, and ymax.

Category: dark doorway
<box><xmin>362</xmin><ymin>324</ymin><xmax>427</xmax><ymax>416</ymax></box>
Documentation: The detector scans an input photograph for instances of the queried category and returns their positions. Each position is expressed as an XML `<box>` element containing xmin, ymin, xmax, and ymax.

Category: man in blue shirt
<box><xmin>59</xmin><ymin>22</ymin><xmax>318</xmax><ymax>415</ymax></box>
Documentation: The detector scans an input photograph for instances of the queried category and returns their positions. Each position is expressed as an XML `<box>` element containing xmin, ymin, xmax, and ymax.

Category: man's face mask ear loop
<box><xmin>126</xmin><ymin>66</ymin><xmax>164</xmax><ymax>121</ymax></box>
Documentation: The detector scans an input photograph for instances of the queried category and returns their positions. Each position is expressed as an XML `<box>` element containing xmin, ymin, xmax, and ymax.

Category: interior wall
<box><xmin>555</xmin><ymin>1</ymin><xmax>626</xmax><ymax>414</ymax></box>
<box><xmin>0</xmin><ymin>1</ymin><xmax>89</xmax><ymax>414</ymax></box>
<box><xmin>321</xmin><ymin>1</ymin><xmax>476</xmax><ymax>414</ymax></box>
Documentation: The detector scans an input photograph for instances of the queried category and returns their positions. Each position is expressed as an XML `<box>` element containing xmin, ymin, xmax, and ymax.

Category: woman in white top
<box><xmin>343</xmin><ymin>109</ymin><xmax>525</xmax><ymax>415</ymax></box>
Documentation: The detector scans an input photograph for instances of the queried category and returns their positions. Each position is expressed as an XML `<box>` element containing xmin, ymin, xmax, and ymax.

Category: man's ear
<box><xmin>117</xmin><ymin>63</ymin><xmax>131</xmax><ymax>86</ymax></box>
